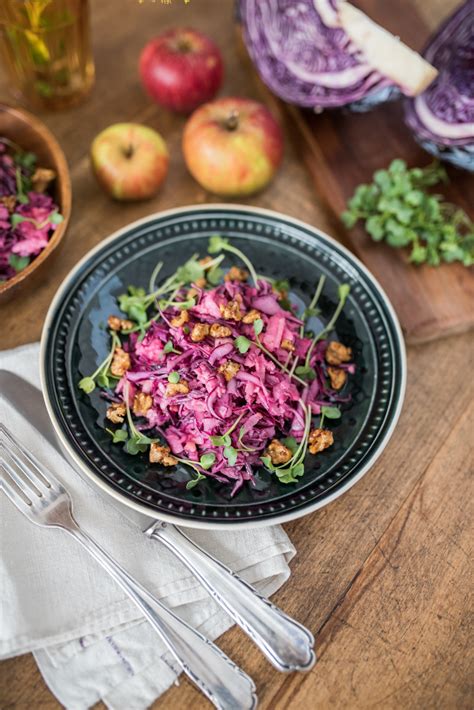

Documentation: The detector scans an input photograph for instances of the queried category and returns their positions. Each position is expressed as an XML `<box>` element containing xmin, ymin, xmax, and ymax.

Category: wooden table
<box><xmin>1</xmin><ymin>1</ymin><xmax>472</xmax><ymax>708</ymax></box>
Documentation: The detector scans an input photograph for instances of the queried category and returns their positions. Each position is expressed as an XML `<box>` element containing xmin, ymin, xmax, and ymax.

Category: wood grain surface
<box><xmin>0</xmin><ymin>1</ymin><xmax>472</xmax><ymax>709</ymax></box>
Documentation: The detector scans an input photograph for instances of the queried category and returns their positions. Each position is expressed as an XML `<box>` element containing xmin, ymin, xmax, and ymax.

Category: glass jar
<box><xmin>0</xmin><ymin>0</ymin><xmax>95</xmax><ymax>110</ymax></box>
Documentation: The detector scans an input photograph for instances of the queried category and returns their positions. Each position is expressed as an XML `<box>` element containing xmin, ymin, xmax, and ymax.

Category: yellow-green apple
<box><xmin>91</xmin><ymin>123</ymin><xmax>168</xmax><ymax>201</ymax></box>
<box><xmin>139</xmin><ymin>28</ymin><xmax>223</xmax><ymax>114</ymax></box>
<box><xmin>182</xmin><ymin>98</ymin><xmax>283</xmax><ymax>196</ymax></box>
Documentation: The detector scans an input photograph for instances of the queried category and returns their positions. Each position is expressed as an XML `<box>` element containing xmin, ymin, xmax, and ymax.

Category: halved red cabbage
<box><xmin>405</xmin><ymin>1</ymin><xmax>474</xmax><ymax>172</ymax></box>
<box><xmin>240</xmin><ymin>0</ymin><xmax>437</xmax><ymax>111</ymax></box>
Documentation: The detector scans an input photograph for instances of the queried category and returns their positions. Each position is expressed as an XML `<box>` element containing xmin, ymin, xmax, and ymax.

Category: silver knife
<box><xmin>0</xmin><ymin>370</ymin><xmax>315</xmax><ymax>672</ymax></box>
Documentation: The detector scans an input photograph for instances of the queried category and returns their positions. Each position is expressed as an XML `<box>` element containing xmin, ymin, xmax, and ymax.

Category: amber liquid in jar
<box><xmin>0</xmin><ymin>0</ymin><xmax>94</xmax><ymax>110</ymax></box>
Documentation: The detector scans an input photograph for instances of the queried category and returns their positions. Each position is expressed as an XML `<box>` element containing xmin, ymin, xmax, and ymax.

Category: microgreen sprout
<box><xmin>304</xmin><ymin>284</ymin><xmax>350</xmax><ymax>368</ymax></box>
<box><xmin>342</xmin><ymin>159</ymin><xmax>474</xmax><ymax>267</ymax></box>
<box><xmin>78</xmin><ymin>331</ymin><xmax>121</xmax><ymax>393</ymax></box>
<box><xmin>208</xmin><ymin>234</ymin><xmax>260</xmax><ymax>286</ymax></box>
<box><xmin>319</xmin><ymin>405</ymin><xmax>341</xmax><ymax>429</ymax></box>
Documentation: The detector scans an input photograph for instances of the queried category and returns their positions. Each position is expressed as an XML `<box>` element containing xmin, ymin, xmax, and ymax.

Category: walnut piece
<box><xmin>281</xmin><ymin>339</ymin><xmax>295</xmax><ymax>352</ymax></box>
<box><xmin>31</xmin><ymin>167</ymin><xmax>56</xmax><ymax>193</ymax></box>
<box><xmin>242</xmin><ymin>309</ymin><xmax>261</xmax><ymax>324</ymax></box>
<box><xmin>110</xmin><ymin>347</ymin><xmax>131</xmax><ymax>377</ymax></box>
<box><xmin>219</xmin><ymin>300</ymin><xmax>243</xmax><ymax>321</ymax></box>
<box><xmin>266</xmin><ymin>439</ymin><xmax>293</xmax><ymax>465</ymax></box>
<box><xmin>108</xmin><ymin>315</ymin><xmax>134</xmax><ymax>332</ymax></box>
<box><xmin>218</xmin><ymin>360</ymin><xmax>240</xmax><ymax>382</ymax></box>
<box><xmin>327</xmin><ymin>366</ymin><xmax>347</xmax><ymax>390</ymax></box>
<box><xmin>171</xmin><ymin>310</ymin><xmax>189</xmax><ymax>328</ymax></box>
<box><xmin>198</xmin><ymin>256</ymin><xmax>213</xmax><ymax>268</ymax></box>
<box><xmin>132</xmin><ymin>392</ymin><xmax>153</xmax><ymax>417</ymax></box>
<box><xmin>190</xmin><ymin>323</ymin><xmax>210</xmax><ymax>342</ymax></box>
<box><xmin>106</xmin><ymin>402</ymin><xmax>126</xmax><ymax>424</ymax></box>
<box><xmin>165</xmin><ymin>380</ymin><xmax>189</xmax><ymax>397</ymax></box>
<box><xmin>210</xmin><ymin>323</ymin><xmax>232</xmax><ymax>338</ymax></box>
<box><xmin>225</xmin><ymin>266</ymin><xmax>249</xmax><ymax>282</ymax></box>
<box><xmin>0</xmin><ymin>195</ymin><xmax>16</xmax><ymax>213</ymax></box>
<box><xmin>149</xmin><ymin>442</ymin><xmax>178</xmax><ymax>466</ymax></box>
<box><xmin>308</xmin><ymin>428</ymin><xmax>334</xmax><ymax>455</ymax></box>
<box><xmin>325</xmin><ymin>341</ymin><xmax>352</xmax><ymax>366</ymax></box>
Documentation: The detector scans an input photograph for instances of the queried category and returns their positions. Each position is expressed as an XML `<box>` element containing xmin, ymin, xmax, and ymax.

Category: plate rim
<box><xmin>40</xmin><ymin>203</ymin><xmax>407</xmax><ymax>530</ymax></box>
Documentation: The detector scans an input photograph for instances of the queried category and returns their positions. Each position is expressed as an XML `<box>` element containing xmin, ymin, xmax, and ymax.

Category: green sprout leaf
<box><xmin>97</xmin><ymin>371</ymin><xmax>110</xmax><ymax>389</ymax></box>
<box><xmin>168</xmin><ymin>371</ymin><xmax>180</xmax><ymax>384</ymax></box>
<box><xmin>235</xmin><ymin>336</ymin><xmax>251</xmax><ymax>354</ymax></box>
<box><xmin>208</xmin><ymin>234</ymin><xmax>229</xmax><ymax>254</ymax></box>
<box><xmin>281</xmin><ymin>436</ymin><xmax>298</xmax><ymax>454</ymax></box>
<box><xmin>321</xmin><ymin>405</ymin><xmax>341</xmax><ymax>419</ymax></box>
<box><xmin>10</xmin><ymin>214</ymin><xmax>27</xmax><ymax>228</ymax></box>
<box><xmin>207</xmin><ymin>265</ymin><xmax>223</xmax><ymax>285</ymax></box>
<box><xmin>186</xmin><ymin>471</ymin><xmax>206</xmax><ymax>489</ymax></box>
<box><xmin>107</xmin><ymin>428</ymin><xmax>128</xmax><ymax>444</ymax></box>
<box><xmin>49</xmin><ymin>211</ymin><xmax>64</xmax><ymax>225</ymax></box>
<box><xmin>295</xmin><ymin>365</ymin><xmax>316</xmax><ymax>381</ymax></box>
<box><xmin>223</xmin><ymin>446</ymin><xmax>238</xmax><ymax>466</ymax></box>
<box><xmin>200</xmin><ymin>453</ymin><xmax>216</xmax><ymax>470</ymax></box>
<box><xmin>78</xmin><ymin>377</ymin><xmax>95</xmax><ymax>394</ymax></box>
<box><xmin>253</xmin><ymin>318</ymin><xmax>264</xmax><ymax>336</ymax></box>
<box><xmin>8</xmin><ymin>253</ymin><xmax>30</xmax><ymax>272</ymax></box>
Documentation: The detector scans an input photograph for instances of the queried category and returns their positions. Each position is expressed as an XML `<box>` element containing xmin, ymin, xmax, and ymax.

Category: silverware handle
<box><xmin>147</xmin><ymin>523</ymin><xmax>315</xmax><ymax>672</ymax></box>
<box><xmin>69</xmin><ymin>526</ymin><xmax>257</xmax><ymax>710</ymax></box>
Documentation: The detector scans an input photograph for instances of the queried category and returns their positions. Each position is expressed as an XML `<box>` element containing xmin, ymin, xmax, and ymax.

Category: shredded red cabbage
<box><xmin>80</xmin><ymin>243</ymin><xmax>354</xmax><ymax>494</ymax></box>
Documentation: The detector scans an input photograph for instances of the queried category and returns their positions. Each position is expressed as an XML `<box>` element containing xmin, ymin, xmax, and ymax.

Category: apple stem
<box><xmin>123</xmin><ymin>143</ymin><xmax>134</xmax><ymax>159</ymax></box>
<box><xmin>225</xmin><ymin>110</ymin><xmax>239</xmax><ymax>131</ymax></box>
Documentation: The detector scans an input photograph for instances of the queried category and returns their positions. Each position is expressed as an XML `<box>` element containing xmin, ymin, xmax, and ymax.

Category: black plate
<box><xmin>41</xmin><ymin>206</ymin><xmax>406</xmax><ymax>528</ymax></box>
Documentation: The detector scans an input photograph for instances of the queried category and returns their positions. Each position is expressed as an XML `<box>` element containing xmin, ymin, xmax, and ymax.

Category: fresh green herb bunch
<box><xmin>342</xmin><ymin>159</ymin><xmax>474</xmax><ymax>267</ymax></box>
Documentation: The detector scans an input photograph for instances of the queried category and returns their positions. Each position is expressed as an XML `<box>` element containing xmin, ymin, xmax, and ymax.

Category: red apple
<box><xmin>182</xmin><ymin>97</ymin><xmax>283</xmax><ymax>196</ymax></box>
<box><xmin>139</xmin><ymin>28</ymin><xmax>223</xmax><ymax>113</ymax></box>
<box><xmin>91</xmin><ymin>123</ymin><xmax>168</xmax><ymax>201</ymax></box>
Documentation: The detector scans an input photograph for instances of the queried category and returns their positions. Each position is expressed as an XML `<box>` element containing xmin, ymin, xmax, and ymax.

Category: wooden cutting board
<box><xmin>239</xmin><ymin>1</ymin><xmax>474</xmax><ymax>344</ymax></box>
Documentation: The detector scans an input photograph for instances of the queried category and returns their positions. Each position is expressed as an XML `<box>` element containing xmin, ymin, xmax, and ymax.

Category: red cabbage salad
<box><xmin>0</xmin><ymin>139</ymin><xmax>63</xmax><ymax>282</ymax></box>
<box><xmin>79</xmin><ymin>236</ymin><xmax>355</xmax><ymax>494</ymax></box>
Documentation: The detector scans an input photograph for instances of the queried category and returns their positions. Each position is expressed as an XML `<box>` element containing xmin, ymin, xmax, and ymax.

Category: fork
<box><xmin>0</xmin><ymin>424</ymin><xmax>257</xmax><ymax>710</ymax></box>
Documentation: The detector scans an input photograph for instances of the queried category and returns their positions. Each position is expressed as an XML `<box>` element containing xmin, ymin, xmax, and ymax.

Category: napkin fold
<box><xmin>0</xmin><ymin>343</ymin><xmax>295</xmax><ymax>709</ymax></box>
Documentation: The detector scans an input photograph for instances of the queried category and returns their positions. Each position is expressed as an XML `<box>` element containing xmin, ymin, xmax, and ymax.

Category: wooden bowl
<box><xmin>0</xmin><ymin>104</ymin><xmax>71</xmax><ymax>302</ymax></box>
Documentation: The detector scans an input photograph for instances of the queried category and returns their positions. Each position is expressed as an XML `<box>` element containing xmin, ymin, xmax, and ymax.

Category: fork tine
<box><xmin>1</xmin><ymin>445</ymin><xmax>44</xmax><ymax>501</ymax></box>
<box><xmin>1</xmin><ymin>462</ymin><xmax>34</xmax><ymax>510</ymax></box>
<box><xmin>0</xmin><ymin>424</ymin><xmax>57</xmax><ymax>492</ymax></box>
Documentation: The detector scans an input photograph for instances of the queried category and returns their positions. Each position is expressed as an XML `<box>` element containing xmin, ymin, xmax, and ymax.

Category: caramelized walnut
<box><xmin>165</xmin><ymin>381</ymin><xmax>189</xmax><ymax>397</ymax></box>
<box><xmin>171</xmin><ymin>310</ymin><xmax>189</xmax><ymax>328</ymax></box>
<box><xmin>242</xmin><ymin>309</ymin><xmax>261</xmax><ymax>324</ymax></box>
<box><xmin>149</xmin><ymin>443</ymin><xmax>178</xmax><ymax>466</ymax></box>
<box><xmin>219</xmin><ymin>300</ymin><xmax>243</xmax><ymax>321</ymax></box>
<box><xmin>225</xmin><ymin>266</ymin><xmax>249</xmax><ymax>282</ymax></box>
<box><xmin>218</xmin><ymin>360</ymin><xmax>240</xmax><ymax>382</ymax></box>
<box><xmin>308</xmin><ymin>428</ymin><xmax>334</xmax><ymax>455</ymax></box>
<box><xmin>110</xmin><ymin>347</ymin><xmax>131</xmax><ymax>377</ymax></box>
<box><xmin>265</xmin><ymin>439</ymin><xmax>292</xmax><ymax>465</ymax></box>
<box><xmin>281</xmin><ymin>339</ymin><xmax>295</xmax><ymax>352</ymax></box>
<box><xmin>325</xmin><ymin>341</ymin><xmax>352</xmax><ymax>366</ymax></box>
<box><xmin>106</xmin><ymin>402</ymin><xmax>126</xmax><ymax>424</ymax></box>
<box><xmin>108</xmin><ymin>315</ymin><xmax>134</xmax><ymax>332</ymax></box>
<box><xmin>327</xmin><ymin>366</ymin><xmax>347</xmax><ymax>390</ymax></box>
<box><xmin>210</xmin><ymin>323</ymin><xmax>232</xmax><ymax>338</ymax></box>
<box><xmin>190</xmin><ymin>323</ymin><xmax>210</xmax><ymax>342</ymax></box>
<box><xmin>132</xmin><ymin>392</ymin><xmax>153</xmax><ymax>417</ymax></box>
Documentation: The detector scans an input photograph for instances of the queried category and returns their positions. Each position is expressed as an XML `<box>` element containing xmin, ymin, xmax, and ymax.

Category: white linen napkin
<box><xmin>0</xmin><ymin>343</ymin><xmax>295</xmax><ymax>710</ymax></box>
